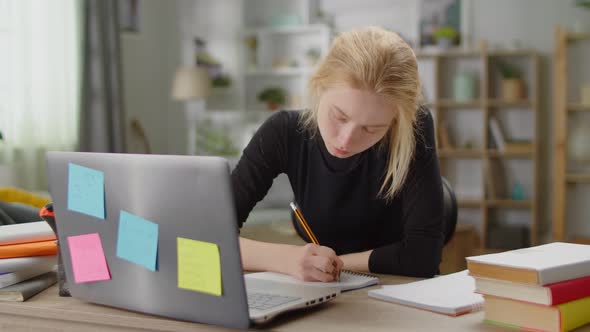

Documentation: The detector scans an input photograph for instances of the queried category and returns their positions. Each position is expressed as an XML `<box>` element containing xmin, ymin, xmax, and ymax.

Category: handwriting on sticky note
<box><xmin>116</xmin><ymin>211</ymin><xmax>159</xmax><ymax>271</ymax></box>
<box><xmin>177</xmin><ymin>237</ymin><xmax>222</xmax><ymax>296</ymax></box>
<box><xmin>67</xmin><ymin>163</ymin><xmax>105</xmax><ymax>219</ymax></box>
<box><xmin>67</xmin><ymin>233</ymin><xmax>111</xmax><ymax>283</ymax></box>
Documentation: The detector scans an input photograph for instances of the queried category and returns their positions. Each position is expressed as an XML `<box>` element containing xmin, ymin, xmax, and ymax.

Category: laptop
<box><xmin>46</xmin><ymin>152</ymin><xmax>339</xmax><ymax>329</ymax></box>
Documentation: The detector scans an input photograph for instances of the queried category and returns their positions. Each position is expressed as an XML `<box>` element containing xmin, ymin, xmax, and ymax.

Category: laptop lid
<box><xmin>46</xmin><ymin>152</ymin><xmax>251</xmax><ymax>329</ymax></box>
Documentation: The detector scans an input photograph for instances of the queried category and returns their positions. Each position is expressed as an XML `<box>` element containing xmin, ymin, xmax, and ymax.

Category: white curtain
<box><xmin>0</xmin><ymin>0</ymin><xmax>81</xmax><ymax>190</ymax></box>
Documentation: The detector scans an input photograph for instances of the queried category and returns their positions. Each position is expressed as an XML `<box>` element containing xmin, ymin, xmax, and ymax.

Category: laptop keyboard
<box><xmin>247</xmin><ymin>293</ymin><xmax>301</xmax><ymax>311</ymax></box>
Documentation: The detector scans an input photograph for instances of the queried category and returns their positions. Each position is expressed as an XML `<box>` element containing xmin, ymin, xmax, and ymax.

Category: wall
<box><xmin>120</xmin><ymin>0</ymin><xmax>183</xmax><ymax>155</ymax></box>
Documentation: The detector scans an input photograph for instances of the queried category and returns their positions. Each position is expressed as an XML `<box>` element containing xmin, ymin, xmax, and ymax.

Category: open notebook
<box><xmin>245</xmin><ymin>270</ymin><xmax>379</xmax><ymax>292</ymax></box>
<box><xmin>368</xmin><ymin>270</ymin><xmax>483</xmax><ymax>316</ymax></box>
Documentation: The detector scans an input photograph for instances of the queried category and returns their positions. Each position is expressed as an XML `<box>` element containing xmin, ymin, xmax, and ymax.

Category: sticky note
<box><xmin>116</xmin><ymin>211</ymin><xmax>159</xmax><ymax>271</ymax></box>
<box><xmin>67</xmin><ymin>163</ymin><xmax>105</xmax><ymax>219</ymax></box>
<box><xmin>177</xmin><ymin>237</ymin><xmax>222</xmax><ymax>296</ymax></box>
<box><xmin>67</xmin><ymin>233</ymin><xmax>111</xmax><ymax>283</ymax></box>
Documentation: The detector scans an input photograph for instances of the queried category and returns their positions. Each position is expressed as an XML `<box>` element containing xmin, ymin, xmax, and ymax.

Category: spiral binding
<box><xmin>342</xmin><ymin>269</ymin><xmax>377</xmax><ymax>278</ymax></box>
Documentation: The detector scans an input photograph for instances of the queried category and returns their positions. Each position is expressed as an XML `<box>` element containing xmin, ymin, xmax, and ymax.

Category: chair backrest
<box><xmin>441</xmin><ymin>177</ymin><xmax>458</xmax><ymax>245</ymax></box>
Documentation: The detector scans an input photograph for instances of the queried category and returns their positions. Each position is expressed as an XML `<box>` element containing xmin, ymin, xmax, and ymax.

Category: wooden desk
<box><xmin>0</xmin><ymin>275</ymin><xmax>501</xmax><ymax>332</ymax></box>
<box><xmin>3</xmin><ymin>224</ymin><xmax>587</xmax><ymax>331</ymax></box>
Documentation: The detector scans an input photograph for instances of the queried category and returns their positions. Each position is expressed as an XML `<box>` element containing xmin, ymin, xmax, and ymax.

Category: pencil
<box><xmin>290</xmin><ymin>202</ymin><xmax>320</xmax><ymax>245</ymax></box>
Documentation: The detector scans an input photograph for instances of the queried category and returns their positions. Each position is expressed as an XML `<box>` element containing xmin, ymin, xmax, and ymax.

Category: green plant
<box><xmin>196</xmin><ymin>120</ymin><xmax>240</xmax><ymax>156</ymax></box>
<box><xmin>211</xmin><ymin>75</ymin><xmax>231</xmax><ymax>88</ymax></box>
<box><xmin>257</xmin><ymin>87</ymin><xmax>287</xmax><ymax>105</ymax></box>
<box><xmin>497</xmin><ymin>61</ymin><xmax>522</xmax><ymax>79</ymax></box>
<box><xmin>433</xmin><ymin>26</ymin><xmax>457</xmax><ymax>40</ymax></box>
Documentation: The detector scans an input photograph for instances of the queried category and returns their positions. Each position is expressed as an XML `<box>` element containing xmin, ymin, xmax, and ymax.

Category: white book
<box><xmin>0</xmin><ymin>256</ymin><xmax>57</xmax><ymax>274</ymax></box>
<box><xmin>0</xmin><ymin>221</ymin><xmax>56</xmax><ymax>246</ymax></box>
<box><xmin>466</xmin><ymin>242</ymin><xmax>590</xmax><ymax>285</ymax></box>
<box><xmin>0</xmin><ymin>259</ymin><xmax>57</xmax><ymax>288</ymax></box>
<box><xmin>489</xmin><ymin>117</ymin><xmax>506</xmax><ymax>151</ymax></box>
<box><xmin>245</xmin><ymin>270</ymin><xmax>378</xmax><ymax>292</ymax></box>
<box><xmin>368</xmin><ymin>270</ymin><xmax>483</xmax><ymax>316</ymax></box>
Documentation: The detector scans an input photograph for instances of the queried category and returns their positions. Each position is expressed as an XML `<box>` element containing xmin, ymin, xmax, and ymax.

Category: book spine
<box><xmin>549</xmin><ymin>275</ymin><xmax>590</xmax><ymax>305</ymax></box>
<box><xmin>558</xmin><ymin>296</ymin><xmax>590</xmax><ymax>332</ymax></box>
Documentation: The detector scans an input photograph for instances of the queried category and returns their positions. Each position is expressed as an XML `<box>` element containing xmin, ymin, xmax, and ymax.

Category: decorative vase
<box><xmin>267</xmin><ymin>102</ymin><xmax>280</xmax><ymax>111</ymax></box>
<box><xmin>581</xmin><ymin>84</ymin><xmax>590</xmax><ymax>106</ymax></box>
<box><xmin>511</xmin><ymin>182</ymin><xmax>526</xmax><ymax>201</ymax></box>
<box><xmin>568</xmin><ymin>120</ymin><xmax>590</xmax><ymax>163</ymax></box>
<box><xmin>453</xmin><ymin>72</ymin><xmax>476</xmax><ymax>102</ymax></box>
<box><xmin>436</xmin><ymin>37</ymin><xmax>453</xmax><ymax>50</ymax></box>
<box><xmin>501</xmin><ymin>79</ymin><xmax>525</xmax><ymax>101</ymax></box>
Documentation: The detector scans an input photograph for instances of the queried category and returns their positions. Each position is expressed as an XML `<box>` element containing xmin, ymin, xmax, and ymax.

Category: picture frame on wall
<box><xmin>418</xmin><ymin>0</ymin><xmax>471</xmax><ymax>51</ymax></box>
<box><xmin>119</xmin><ymin>0</ymin><xmax>140</xmax><ymax>33</ymax></box>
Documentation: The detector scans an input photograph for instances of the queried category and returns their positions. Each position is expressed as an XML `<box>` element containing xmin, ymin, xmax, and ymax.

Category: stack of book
<box><xmin>467</xmin><ymin>242</ymin><xmax>590</xmax><ymax>332</ymax></box>
<box><xmin>0</xmin><ymin>221</ymin><xmax>58</xmax><ymax>301</ymax></box>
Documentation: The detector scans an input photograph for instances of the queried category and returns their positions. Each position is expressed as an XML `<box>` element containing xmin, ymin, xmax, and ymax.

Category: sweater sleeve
<box><xmin>230</xmin><ymin>111</ymin><xmax>291</xmax><ymax>228</ymax></box>
<box><xmin>368</xmin><ymin>108</ymin><xmax>445</xmax><ymax>277</ymax></box>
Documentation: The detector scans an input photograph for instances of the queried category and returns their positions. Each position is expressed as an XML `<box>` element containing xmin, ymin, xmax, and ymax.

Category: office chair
<box><xmin>290</xmin><ymin>177</ymin><xmax>458</xmax><ymax>246</ymax></box>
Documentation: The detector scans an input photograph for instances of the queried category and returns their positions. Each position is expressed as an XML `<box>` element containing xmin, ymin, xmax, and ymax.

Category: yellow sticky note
<box><xmin>177</xmin><ymin>237</ymin><xmax>222</xmax><ymax>296</ymax></box>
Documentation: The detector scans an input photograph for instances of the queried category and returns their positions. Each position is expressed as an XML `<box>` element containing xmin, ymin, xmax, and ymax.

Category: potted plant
<box><xmin>497</xmin><ymin>61</ymin><xmax>525</xmax><ymax>101</ymax></box>
<box><xmin>433</xmin><ymin>26</ymin><xmax>457</xmax><ymax>50</ymax></box>
<box><xmin>257</xmin><ymin>87</ymin><xmax>287</xmax><ymax>111</ymax></box>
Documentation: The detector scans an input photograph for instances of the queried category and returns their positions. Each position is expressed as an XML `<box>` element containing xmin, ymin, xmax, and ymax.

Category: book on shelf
<box><xmin>489</xmin><ymin>116</ymin><xmax>506</xmax><ymax>151</ymax></box>
<box><xmin>245</xmin><ymin>270</ymin><xmax>378</xmax><ymax>292</ymax></box>
<box><xmin>438</xmin><ymin>121</ymin><xmax>454</xmax><ymax>150</ymax></box>
<box><xmin>467</xmin><ymin>242</ymin><xmax>590</xmax><ymax>285</ymax></box>
<box><xmin>488</xmin><ymin>116</ymin><xmax>533</xmax><ymax>153</ymax></box>
<box><xmin>367</xmin><ymin>270</ymin><xmax>484</xmax><ymax>316</ymax></box>
<box><xmin>484</xmin><ymin>295</ymin><xmax>590</xmax><ymax>332</ymax></box>
<box><xmin>0</xmin><ymin>271</ymin><xmax>57</xmax><ymax>302</ymax></box>
<box><xmin>474</xmin><ymin>274</ymin><xmax>590</xmax><ymax>306</ymax></box>
<box><xmin>486</xmin><ymin>159</ymin><xmax>508</xmax><ymax>199</ymax></box>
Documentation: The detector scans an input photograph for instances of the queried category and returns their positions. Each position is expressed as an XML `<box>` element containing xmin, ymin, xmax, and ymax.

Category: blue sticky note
<box><xmin>116</xmin><ymin>210</ymin><xmax>159</xmax><ymax>271</ymax></box>
<box><xmin>67</xmin><ymin>163</ymin><xmax>105</xmax><ymax>219</ymax></box>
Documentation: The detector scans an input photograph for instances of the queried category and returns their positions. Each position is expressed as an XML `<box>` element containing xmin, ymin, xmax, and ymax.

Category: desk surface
<box><xmin>2</xmin><ymin>223</ymin><xmax>588</xmax><ymax>331</ymax></box>
<box><xmin>0</xmin><ymin>274</ymin><xmax>524</xmax><ymax>332</ymax></box>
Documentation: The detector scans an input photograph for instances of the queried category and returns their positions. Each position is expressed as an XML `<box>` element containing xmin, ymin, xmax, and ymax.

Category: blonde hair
<box><xmin>300</xmin><ymin>26</ymin><xmax>422</xmax><ymax>200</ymax></box>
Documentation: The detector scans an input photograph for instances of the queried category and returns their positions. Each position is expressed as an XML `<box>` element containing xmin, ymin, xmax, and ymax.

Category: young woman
<box><xmin>232</xmin><ymin>26</ymin><xmax>444</xmax><ymax>282</ymax></box>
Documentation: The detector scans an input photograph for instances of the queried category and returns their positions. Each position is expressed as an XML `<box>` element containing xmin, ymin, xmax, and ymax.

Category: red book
<box><xmin>474</xmin><ymin>274</ymin><xmax>590</xmax><ymax>305</ymax></box>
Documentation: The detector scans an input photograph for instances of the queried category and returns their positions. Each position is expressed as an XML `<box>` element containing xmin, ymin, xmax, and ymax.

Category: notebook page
<box><xmin>245</xmin><ymin>270</ymin><xmax>378</xmax><ymax>291</ymax></box>
<box><xmin>368</xmin><ymin>270</ymin><xmax>483</xmax><ymax>315</ymax></box>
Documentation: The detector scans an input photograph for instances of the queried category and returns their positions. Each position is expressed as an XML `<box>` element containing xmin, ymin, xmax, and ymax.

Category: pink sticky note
<box><xmin>67</xmin><ymin>233</ymin><xmax>111</xmax><ymax>283</ymax></box>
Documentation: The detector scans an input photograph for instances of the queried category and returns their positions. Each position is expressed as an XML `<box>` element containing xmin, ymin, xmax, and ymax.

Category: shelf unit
<box><xmin>240</xmin><ymin>4</ymin><xmax>331</xmax><ymax>112</ymax></box>
<box><xmin>553</xmin><ymin>26</ymin><xmax>590</xmax><ymax>244</ymax></box>
<box><xmin>417</xmin><ymin>46</ymin><xmax>540</xmax><ymax>250</ymax></box>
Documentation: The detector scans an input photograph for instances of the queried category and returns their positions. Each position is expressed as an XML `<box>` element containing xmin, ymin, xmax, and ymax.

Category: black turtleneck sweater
<box><xmin>231</xmin><ymin>108</ymin><xmax>444</xmax><ymax>277</ymax></box>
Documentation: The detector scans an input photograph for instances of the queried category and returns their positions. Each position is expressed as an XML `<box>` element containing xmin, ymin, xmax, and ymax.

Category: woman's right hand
<box><xmin>287</xmin><ymin>243</ymin><xmax>343</xmax><ymax>282</ymax></box>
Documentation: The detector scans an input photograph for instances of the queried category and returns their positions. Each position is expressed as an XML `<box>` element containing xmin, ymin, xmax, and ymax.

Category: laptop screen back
<box><xmin>46</xmin><ymin>152</ymin><xmax>250</xmax><ymax>329</ymax></box>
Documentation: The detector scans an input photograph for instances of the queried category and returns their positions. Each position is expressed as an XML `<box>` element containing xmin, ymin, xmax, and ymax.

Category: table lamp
<box><xmin>171</xmin><ymin>66</ymin><xmax>211</xmax><ymax>155</ymax></box>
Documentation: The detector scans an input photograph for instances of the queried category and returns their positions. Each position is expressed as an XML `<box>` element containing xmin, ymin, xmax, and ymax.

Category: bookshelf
<box><xmin>553</xmin><ymin>26</ymin><xmax>590</xmax><ymax>244</ymax></box>
<box><xmin>417</xmin><ymin>46</ymin><xmax>540</xmax><ymax>250</ymax></box>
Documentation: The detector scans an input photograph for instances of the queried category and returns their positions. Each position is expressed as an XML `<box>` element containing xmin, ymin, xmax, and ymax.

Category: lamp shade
<box><xmin>171</xmin><ymin>66</ymin><xmax>211</xmax><ymax>100</ymax></box>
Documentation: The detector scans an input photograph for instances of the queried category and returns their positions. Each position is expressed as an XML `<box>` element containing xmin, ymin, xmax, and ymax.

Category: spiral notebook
<box><xmin>245</xmin><ymin>270</ymin><xmax>379</xmax><ymax>292</ymax></box>
<box><xmin>368</xmin><ymin>270</ymin><xmax>484</xmax><ymax>316</ymax></box>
